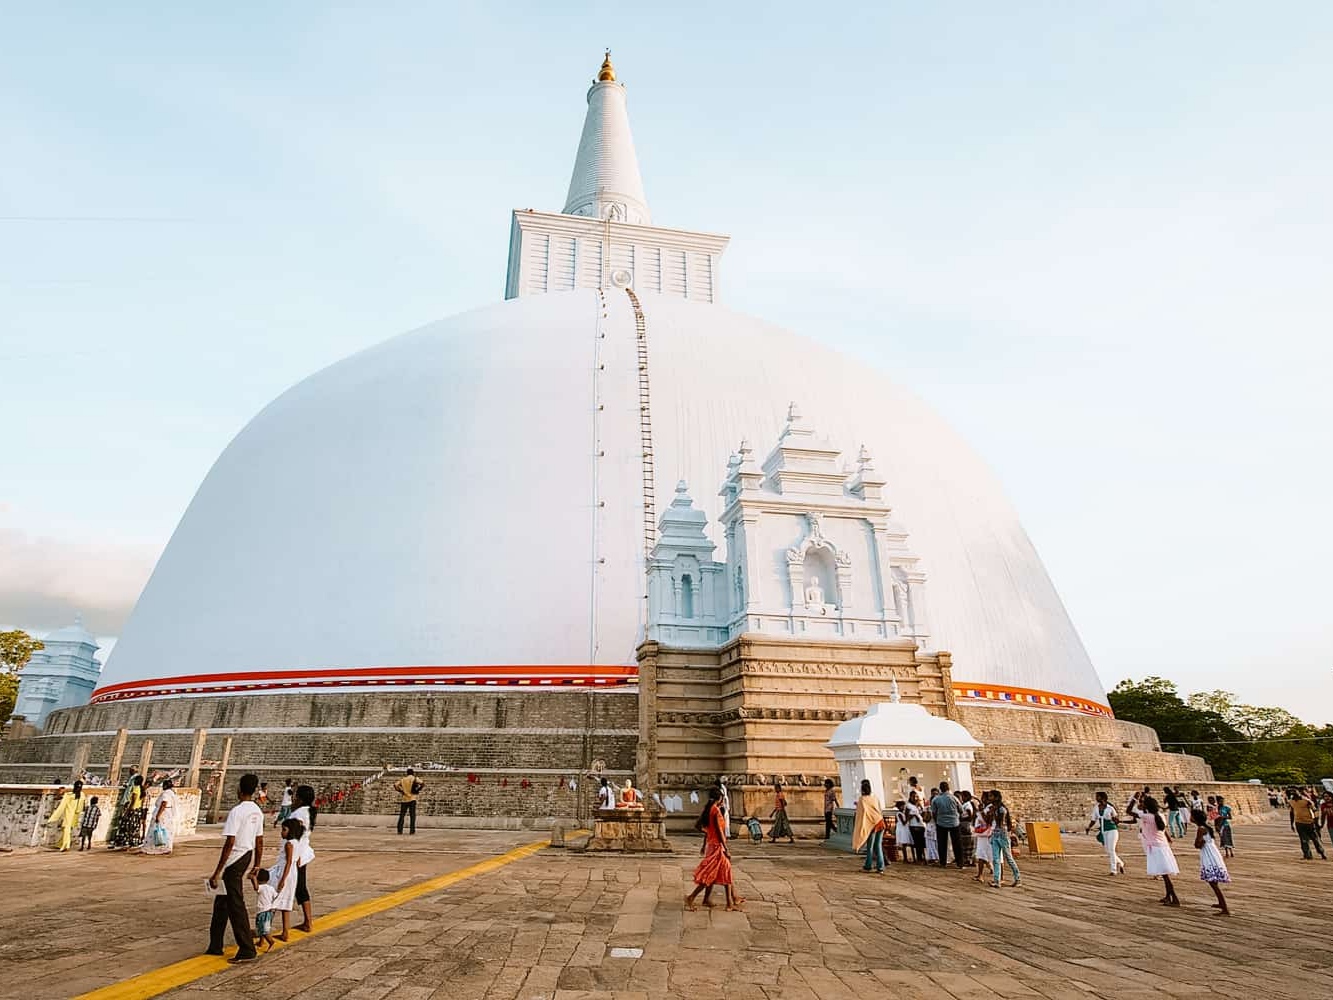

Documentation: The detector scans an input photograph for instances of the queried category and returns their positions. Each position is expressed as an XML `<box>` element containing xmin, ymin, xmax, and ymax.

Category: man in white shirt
<box><xmin>207</xmin><ymin>772</ymin><xmax>264</xmax><ymax>962</ymax></box>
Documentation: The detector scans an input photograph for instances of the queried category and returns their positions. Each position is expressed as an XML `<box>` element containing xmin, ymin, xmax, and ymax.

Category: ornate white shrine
<box><xmin>825</xmin><ymin>687</ymin><xmax>983</xmax><ymax>810</ymax></box>
<box><xmin>646</xmin><ymin>404</ymin><xmax>931</xmax><ymax>648</ymax></box>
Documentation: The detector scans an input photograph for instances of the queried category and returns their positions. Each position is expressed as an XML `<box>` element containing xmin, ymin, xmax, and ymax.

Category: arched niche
<box><xmin>802</xmin><ymin>547</ymin><xmax>838</xmax><ymax>612</ymax></box>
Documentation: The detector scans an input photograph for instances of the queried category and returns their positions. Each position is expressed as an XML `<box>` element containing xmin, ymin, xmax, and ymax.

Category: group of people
<box><xmin>43</xmin><ymin>770</ymin><xmax>183</xmax><ymax>856</ymax></box>
<box><xmin>848</xmin><ymin>780</ymin><xmax>1022</xmax><ymax>888</ymax></box>
<box><xmin>1089</xmin><ymin>789</ymin><xmax>1234</xmax><ymax>915</ymax></box>
<box><xmin>208</xmin><ymin>774</ymin><xmax>318</xmax><ymax>962</ymax></box>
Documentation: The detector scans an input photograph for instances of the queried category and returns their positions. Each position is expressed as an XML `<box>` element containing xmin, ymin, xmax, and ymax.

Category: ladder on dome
<box><xmin>624</xmin><ymin>288</ymin><xmax>656</xmax><ymax>559</ymax></box>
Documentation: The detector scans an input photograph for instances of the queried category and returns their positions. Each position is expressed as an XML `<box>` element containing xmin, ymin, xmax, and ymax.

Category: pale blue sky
<box><xmin>2</xmin><ymin>4</ymin><xmax>1330</xmax><ymax>719</ymax></box>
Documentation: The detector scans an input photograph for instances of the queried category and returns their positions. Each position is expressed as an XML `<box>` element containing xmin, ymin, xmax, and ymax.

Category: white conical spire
<box><xmin>562</xmin><ymin>52</ymin><xmax>651</xmax><ymax>225</ymax></box>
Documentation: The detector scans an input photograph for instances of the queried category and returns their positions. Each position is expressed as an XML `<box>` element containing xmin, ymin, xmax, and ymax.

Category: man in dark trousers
<box><xmin>207</xmin><ymin>772</ymin><xmax>264</xmax><ymax>962</ymax></box>
<box><xmin>930</xmin><ymin>781</ymin><xmax>965</xmax><ymax>868</ymax></box>
<box><xmin>395</xmin><ymin>768</ymin><xmax>423</xmax><ymax>835</ymax></box>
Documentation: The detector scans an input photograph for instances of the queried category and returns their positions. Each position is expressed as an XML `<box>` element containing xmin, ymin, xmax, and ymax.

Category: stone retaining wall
<box><xmin>0</xmin><ymin>691</ymin><xmax>640</xmax><ymax>822</ymax></box>
<box><xmin>0</xmin><ymin>784</ymin><xmax>201</xmax><ymax>848</ymax></box>
<box><xmin>975</xmin><ymin>743</ymin><xmax>1213</xmax><ymax>784</ymax></box>
<box><xmin>987</xmin><ymin>778</ymin><xmax>1269</xmax><ymax>825</ymax></box>
<box><xmin>957</xmin><ymin>703</ymin><xmax>1160</xmax><ymax>751</ymax></box>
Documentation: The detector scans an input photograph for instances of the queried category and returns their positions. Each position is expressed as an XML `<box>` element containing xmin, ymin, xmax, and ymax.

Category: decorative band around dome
<box><xmin>89</xmin><ymin>664</ymin><xmax>639</xmax><ymax>704</ymax></box>
<box><xmin>952</xmin><ymin>682</ymin><xmax>1113</xmax><ymax>718</ymax></box>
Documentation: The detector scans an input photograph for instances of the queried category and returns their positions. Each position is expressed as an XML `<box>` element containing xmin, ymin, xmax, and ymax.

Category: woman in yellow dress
<box><xmin>45</xmin><ymin>780</ymin><xmax>85</xmax><ymax>852</ymax></box>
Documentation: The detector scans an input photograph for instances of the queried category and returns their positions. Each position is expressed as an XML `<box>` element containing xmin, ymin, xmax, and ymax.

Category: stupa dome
<box><xmin>94</xmin><ymin>289</ymin><xmax>1105</xmax><ymax>710</ymax></box>
<box><xmin>91</xmin><ymin>56</ymin><xmax>1108</xmax><ymax>717</ymax></box>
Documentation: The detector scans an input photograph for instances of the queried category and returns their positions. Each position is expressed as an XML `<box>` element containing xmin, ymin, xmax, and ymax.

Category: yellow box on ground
<box><xmin>1025</xmin><ymin>821</ymin><xmax>1064</xmax><ymax>857</ymax></box>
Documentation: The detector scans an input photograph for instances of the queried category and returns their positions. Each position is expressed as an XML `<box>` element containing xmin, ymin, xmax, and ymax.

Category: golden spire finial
<box><xmin>598</xmin><ymin>49</ymin><xmax>616</xmax><ymax>83</ymax></box>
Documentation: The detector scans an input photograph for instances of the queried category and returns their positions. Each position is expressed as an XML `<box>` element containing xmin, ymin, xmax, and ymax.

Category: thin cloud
<box><xmin>0</xmin><ymin>528</ymin><xmax>157</xmax><ymax>637</ymax></box>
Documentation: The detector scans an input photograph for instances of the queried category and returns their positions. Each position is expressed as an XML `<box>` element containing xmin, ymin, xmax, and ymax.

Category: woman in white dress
<box><xmin>1133</xmin><ymin>795</ymin><xmax>1180</xmax><ymax>906</ymax></box>
<box><xmin>133</xmin><ymin>779</ymin><xmax>179</xmax><ymax>856</ymax></box>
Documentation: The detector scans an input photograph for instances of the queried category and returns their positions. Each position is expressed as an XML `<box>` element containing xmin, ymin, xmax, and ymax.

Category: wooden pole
<box><xmin>209</xmin><ymin>736</ymin><xmax>233</xmax><ymax>824</ymax></box>
<box><xmin>186</xmin><ymin>728</ymin><xmax>208</xmax><ymax>790</ymax></box>
<box><xmin>106</xmin><ymin>728</ymin><xmax>129</xmax><ymax>784</ymax></box>
<box><xmin>70</xmin><ymin>742</ymin><xmax>91</xmax><ymax>783</ymax></box>
<box><xmin>138</xmin><ymin>738</ymin><xmax>154</xmax><ymax>782</ymax></box>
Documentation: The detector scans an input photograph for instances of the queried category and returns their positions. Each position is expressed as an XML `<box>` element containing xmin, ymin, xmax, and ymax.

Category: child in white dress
<box><xmin>1133</xmin><ymin>795</ymin><xmax>1180</xmax><ymax>907</ymax></box>
<box><xmin>1192</xmin><ymin>808</ymin><xmax>1231</xmax><ymax>916</ymax></box>
<box><xmin>263</xmin><ymin>817</ymin><xmax>304</xmax><ymax>941</ymax></box>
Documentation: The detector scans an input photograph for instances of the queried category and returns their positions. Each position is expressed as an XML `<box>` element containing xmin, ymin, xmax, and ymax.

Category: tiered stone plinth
<box><xmin>584</xmin><ymin>806</ymin><xmax>672</xmax><ymax>852</ymax></box>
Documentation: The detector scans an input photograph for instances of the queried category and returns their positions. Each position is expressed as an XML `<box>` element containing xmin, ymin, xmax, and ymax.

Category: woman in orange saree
<box><xmin>686</xmin><ymin>786</ymin><xmax>743</xmax><ymax>911</ymax></box>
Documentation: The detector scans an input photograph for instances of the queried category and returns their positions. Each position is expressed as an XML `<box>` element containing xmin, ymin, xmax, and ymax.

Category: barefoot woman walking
<box><xmin>686</xmin><ymin>787</ymin><xmax>743</xmax><ymax>912</ymax></box>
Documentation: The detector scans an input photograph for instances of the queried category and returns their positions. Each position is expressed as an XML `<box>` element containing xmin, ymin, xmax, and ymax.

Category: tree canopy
<box><xmin>1110</xmin><ymin>677</ymin><xmax>1333</xmax><ymax>784</ymax></box>
<box><xmin>0</xmin><ymin>629</ymin><xmax>44</xmax><ymax>725</ymax></box>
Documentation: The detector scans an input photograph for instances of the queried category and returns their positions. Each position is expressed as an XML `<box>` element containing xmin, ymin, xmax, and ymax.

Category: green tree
<box><xmin>1109</xmin><ymin>677</ymin><xmax>1251</xmax><ymax>778</ymax></box>
<box><xmin>0</xmin><ymin>629</ymin><xmax>43</xmax><ymax>725</ymax></box>
<box><xmin>1187</xmin><ymin>690</ymin><xmax>1302</xmax><ymax>740</ymax></box>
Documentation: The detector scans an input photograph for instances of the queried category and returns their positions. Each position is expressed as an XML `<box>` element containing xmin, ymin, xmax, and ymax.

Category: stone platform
<box><xmin>584</xmin><ymin>806</ymin><xmax>672</xmax><ymax>852</ymax></box>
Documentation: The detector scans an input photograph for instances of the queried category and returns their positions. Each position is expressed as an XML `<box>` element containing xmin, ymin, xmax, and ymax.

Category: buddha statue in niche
<box><xmin>804</xmin><ymin>575</ymin><xmax>835</xmax><ymax>616</ymax></box>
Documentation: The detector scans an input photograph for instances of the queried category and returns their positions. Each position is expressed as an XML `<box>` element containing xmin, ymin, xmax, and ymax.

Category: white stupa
<box><xmin>93</xmin><ymin>54</ymin><xmax>1108</xmax><ymax>718</ymax></box>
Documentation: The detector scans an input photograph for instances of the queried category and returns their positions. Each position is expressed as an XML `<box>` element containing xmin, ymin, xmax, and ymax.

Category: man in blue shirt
<box><xmin>930</xmin><ymin>781</ymin><xmax>964</xmax><ymax>868</ymax></box>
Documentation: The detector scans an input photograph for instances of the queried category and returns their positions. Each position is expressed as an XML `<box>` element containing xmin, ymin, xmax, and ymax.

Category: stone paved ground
<box><xmin>0</xmin><ymin>827</ymin><xmax>538</xmax><ymax>998</ymax></box>
<box><xmin>2</xmin><ymin>820</ymin><xmax>1331</xmax><ymax>1000</ymax></box>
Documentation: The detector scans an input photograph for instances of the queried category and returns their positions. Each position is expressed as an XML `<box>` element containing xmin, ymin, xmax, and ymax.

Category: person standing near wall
<box><xmin>822</xmin><ymin>779</ymin><xmax>838</xmax><ymax>840</ymax></box>
<box><xmin>852</xmin><ymin>779</ymin><xmax>886</xmax><ymax>874</ymax></box>
<box><xmin>394</xmin><ymin>768</ymin><xmax>423</xmax><ymax>836</ymax></box>
<box><xmin>45</xmin><ymin>780</ymin><xmax>84</xmax><ymax>852</ymax></box>
<box><xmin>957</xmin><ymin>791</ymin><xmax>977</xmax><ymax>867</ymax></box>
<box><xmin>930</xmin><ymin>781</ymin><xmax>964</xmax><ymax>869</ymax></box>
<box><xmin>275</xmin><ymin>779</ymin><xmax>294</xmax><ymax>828</ymax></box>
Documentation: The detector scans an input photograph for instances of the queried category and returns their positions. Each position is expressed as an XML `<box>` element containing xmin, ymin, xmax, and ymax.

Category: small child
<box><xmin>78</xmin><ymin>796</ymin><xmax>101</xmax><ymax>851</ymax></box>
<box><xmin>1192</xmin><ymin>808</ymin><xmax>1231</xmax><ymax>916</ymax></box>
<box><xmin>745</xmin><ymin>816</ymin><xmax>763</xmax><ymax>843</ymax></box>
<box><xmin>253</xmin><ymin>869</ymin><xmax>279</xmax><ymax>951</ymax></box>
<box><xmin>266</xmin><ymin>817</ymin><xmax>305</xmax><ymax>941</ymax></box>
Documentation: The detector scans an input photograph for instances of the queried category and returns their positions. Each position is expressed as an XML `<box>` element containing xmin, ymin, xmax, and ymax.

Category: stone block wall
<box><xmin>988</xmin><ymin>779</ymin><xmax>1270</xmax><ymax>826</ymax></box>
<box><xmin>0</xmin><ymin>785</ymin><xmax>201</xmax><ymax>848</ymax></box>
<box><xmin>0</xmin><ymin>690</ymin><xmax>640</xmax><ymax>823</ymax></box>
<box><xmin>975</xmin><ymin>744</ymin><xmax>1213</xmax><ymax>784</ymax></box>
<box><xmin>956</xmin><ymin>703</ymin><xmax>1160</xmax><ymax>751</ymax></box>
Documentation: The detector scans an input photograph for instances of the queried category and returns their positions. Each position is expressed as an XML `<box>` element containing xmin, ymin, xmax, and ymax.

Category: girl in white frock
<box><xmin>1133</xmin><ymin>796</ymin><xmax>1180</xmax><ymax>906</ymax></box>
<box><xmin>971</xmin><ymin>791</ymin><xmax>993</xmax><ymax>883</ymax></box>
<box><xmin>894</xmin><ymin>802</ymin><xmax>915</xmax><ymax>862</ymax></box>
<box><xmin>1192</xmin><ymin>808</ymin><xmax>1231</xmax><ymax>916</ymax></box>
<box><xmin>265</xmin><ymin>817</ymin><xmax>303</xmax><ymax>940</ymax></box>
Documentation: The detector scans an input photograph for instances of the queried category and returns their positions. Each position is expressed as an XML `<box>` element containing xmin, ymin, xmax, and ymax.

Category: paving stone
<box><xmin>0</xmin><ymin>823</ymin><xmax>1329</xmax><ymax>1000</ymax></box>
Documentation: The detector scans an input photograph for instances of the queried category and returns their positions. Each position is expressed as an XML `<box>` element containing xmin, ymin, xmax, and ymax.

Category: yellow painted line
<box><xmin>75</xmin><ymin>832</ymin><xmax>584</xmax><ymax>1000</ymax></box>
